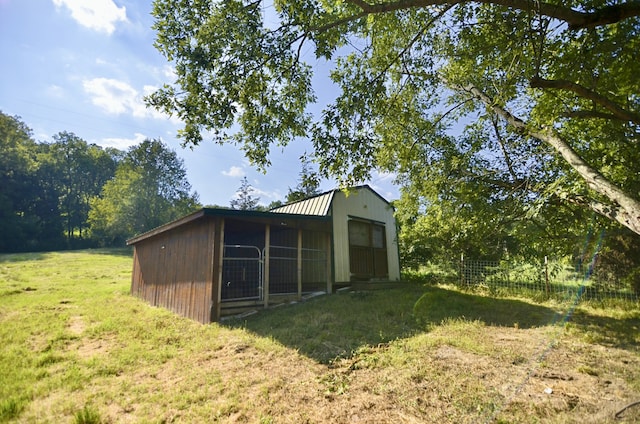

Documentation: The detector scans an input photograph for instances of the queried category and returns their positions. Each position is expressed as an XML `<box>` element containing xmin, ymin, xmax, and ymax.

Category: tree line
<box><xmin>2</xmin><ymin>108</ymin><xmax>639</xmax><ymax>291</ymax></box>
<box><xmin>0</xmin><ymin>112</ymin><xmax>199</xmax><ymax>252</ymax></box>
<box><xmin>0</xmin><ymin>111</ymin><xmax>321</xmax><ymax>253</ymax></box>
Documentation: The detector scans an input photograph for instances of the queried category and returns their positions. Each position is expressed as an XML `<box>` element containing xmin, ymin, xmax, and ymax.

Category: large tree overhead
<box><xmin>147</xmin><ymin>0</ymin><xmax>640</xmax><ymax>235</ymax></box>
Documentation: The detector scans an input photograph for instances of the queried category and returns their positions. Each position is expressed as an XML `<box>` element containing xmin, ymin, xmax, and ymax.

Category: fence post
<box><xmin>460</xmin><ymin>253</ymin><xmax>464</xmax><ymax>286</ymax></box>
<box><xmin>544</xmin><ymin>256</ymin><xmax>550</xmax><ymax>295</ymax></box>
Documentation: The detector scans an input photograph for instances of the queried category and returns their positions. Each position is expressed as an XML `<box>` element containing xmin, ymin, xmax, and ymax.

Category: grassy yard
<box><xmin>1</xmin><ymin>249</ymin><xmax>639</xmax><ymax>423</ymax></box>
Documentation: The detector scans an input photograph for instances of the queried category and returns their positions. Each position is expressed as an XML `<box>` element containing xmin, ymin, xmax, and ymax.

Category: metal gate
<box><xmin>221</xmin><ymin>245</ymin><xmax>263</xmax><ymax>301</ymax></box>
<box><xmin>221</xmin><ymin>244</ymin><xmax>328</xmax><ymax>301</ymax></box>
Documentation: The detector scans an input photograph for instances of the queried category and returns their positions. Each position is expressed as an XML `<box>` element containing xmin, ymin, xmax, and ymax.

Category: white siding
<box><xmin>330</xmin><ymin>187</ymin><xmax>400</xmax><ymax>282</ymax></box>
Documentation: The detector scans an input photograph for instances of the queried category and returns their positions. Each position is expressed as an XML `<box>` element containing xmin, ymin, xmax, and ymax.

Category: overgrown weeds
<box><xmin>0</xmin><ymin>398</ymin><xmax>24</xmax><ymax>422</ymax></box>
<box><xmin>73</xmin><ymin>405</ymin><xmax>101</xmax><ymax>424</ymax></box>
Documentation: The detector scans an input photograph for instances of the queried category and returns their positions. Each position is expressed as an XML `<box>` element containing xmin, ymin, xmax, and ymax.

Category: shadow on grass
<box><xmin>568</xmin><ymin>309</ymin><xmax>640</xmax><ymax>349</ymax></box>
<box><xmin>222</xmin><ymin>285</ymin><xmax>561</xmax><ymax>363</ymax></box>
<box><xmin>0</xmin><ymin>247</ymin><xmax>132</xmax><ymax>263</ymax></box>
<box><xmin>416</xmin><ymin>289</ymin><xmax>639</xmax><ymax>352</ymax></box>
<box><xmin>223</xmin><ymin>285</ymin><xmax>424</xmax><ymax>363</ymax></box>
<box><xmin>414</xmin><ymin>286</ymin><xmax>563</xmax><ymax>329</ymax></box>
<box><xmin>0</xmin><ymin>252</ymin><xmax>49</xmax><ymax>263</ymax></box>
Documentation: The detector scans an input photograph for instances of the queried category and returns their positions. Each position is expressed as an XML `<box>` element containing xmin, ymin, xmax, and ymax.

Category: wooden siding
<box><xmin>131</xmin><ymin>218</ymin><xmax>219</xmax><ymax>323</ymax></box>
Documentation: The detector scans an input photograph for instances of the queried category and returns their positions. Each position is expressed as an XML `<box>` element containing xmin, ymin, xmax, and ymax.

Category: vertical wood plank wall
<box><xmin>130</xmin><ymin>218</ymin><xmax>217</xmax><ymax>323</ymax></box>
<box><xmin>212</xmin><ymin>217</ymin><xmax>224</xmax><ymax>322</ymax></box>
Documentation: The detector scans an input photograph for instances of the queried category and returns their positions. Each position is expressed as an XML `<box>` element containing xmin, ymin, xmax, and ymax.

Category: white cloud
<box><xmin>52</xmin><ymin>0</ymin><xmax>128</xmax><ymax>35</ymax></box>
<box><xmin>222</xmin><ymin>166</ymin><xmax>245</xmax><ymax>178</ymax></box>
<box><xmin>162</xmin><ymin>65</ymin><xmax>176</xmax><ymax>80</ymax></box>
<box><xmin>99</xmin><ymin>132</ymin><xmax>147</xmax><ymax>150</ymax></box>
<box><xmin>251</xmin><ymin>187</ymin><xmax>281</xmax><ymax>203</ymax></box>
<box><xmin>82</xmin><ymin>77</ymin><xmax>166</xmax><ymax>120</ymax></box>
<box><xmin>367</xmin><ymin>171</ymin><xmax>400</xmax><ymax>201</ymax></box>
<box><xmin>46</xmin><ymin>84</ymin><xmax>65</xmax><ymax>98</ymax></box>
<box><xmin>371</xmin><ymin>170</ymin><xmax>397</xmax><ymax>183</ymax></box>
<box><xmin>83</xmin><ymin>78</ymin><xmax>133</xmax><ymax>114</ymax></box>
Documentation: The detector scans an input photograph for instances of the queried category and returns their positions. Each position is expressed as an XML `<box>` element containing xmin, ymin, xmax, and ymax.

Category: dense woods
<box><xmin>0</xmin><ymin>111</ymin><xmax>200</xmax><ymax>252</ymax></box>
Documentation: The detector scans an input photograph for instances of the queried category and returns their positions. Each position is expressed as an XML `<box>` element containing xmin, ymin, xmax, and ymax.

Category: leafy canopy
<box><xmin>147</xmin><ymin>0</ymin><xmax>640</xmax><ymax>235</ymax></box>
<box><xmin>89</xmin><ymin>139</ymin><xmax>200</xmax><ymax>245</ymax></box>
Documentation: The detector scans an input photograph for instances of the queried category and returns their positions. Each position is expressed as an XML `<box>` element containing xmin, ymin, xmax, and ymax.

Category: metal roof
<box><xmin>127</xmin><ymin>185</ymin><xmax>393</xmax><ymax>245</ymax></box>
<box><xmin>270</xmin><ymin>191</ymin><xmax>335</xmax><ymax>216</ymax></box>
<box><xmin>270</xmin><ymin>184</ymin><xmax>394</xmax><ymax>216</ymax></box>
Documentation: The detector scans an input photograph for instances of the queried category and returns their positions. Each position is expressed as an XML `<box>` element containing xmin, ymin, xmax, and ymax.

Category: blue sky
<box><xmin>0</xmin><ymin>0</ymin><xmax>398</xmax><ymax>207</ymax></box>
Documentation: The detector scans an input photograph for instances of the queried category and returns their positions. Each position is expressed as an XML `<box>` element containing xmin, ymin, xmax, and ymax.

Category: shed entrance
<box><xmin>222</xmin><ymin>219</ymin><xmax>265</xmax><ymax>301</ymax></box>
<box><xmin>348</xmin><ymin>219</ymin><xmax>389</xmax><ymax>280</ymax></box>
<box><xmin>221</xmin><ymin>219</ymin><xmax>330</xmax><ymax>304</ymax></box>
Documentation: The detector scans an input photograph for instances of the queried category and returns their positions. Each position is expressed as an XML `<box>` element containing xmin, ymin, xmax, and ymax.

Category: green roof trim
<box><xmin>126</xmin><ymin>207</ymin><xmax>330</xmax><ymax>245</ymax></box>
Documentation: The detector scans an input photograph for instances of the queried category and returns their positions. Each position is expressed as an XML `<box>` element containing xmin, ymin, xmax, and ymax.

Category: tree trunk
<box><xmin>456</xmin><ymin>82</ymin><xmax>640</xmax><ymax>236</ymax></box>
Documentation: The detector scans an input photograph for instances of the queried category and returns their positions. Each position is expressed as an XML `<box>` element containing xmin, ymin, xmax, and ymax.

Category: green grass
<box><xmin>1</xmin><ymin>249</ymin><xmax>639</xmax><ymax>423</ymax></box>
<box><xmin>73</xmin><ymin>405</ymin><xmax>102</xmax><ymax>424</ymax></box>
<box><xmin>223</xmin><ymin>285</ymin><xmax>563</xmax><ymax>363</ymax></box>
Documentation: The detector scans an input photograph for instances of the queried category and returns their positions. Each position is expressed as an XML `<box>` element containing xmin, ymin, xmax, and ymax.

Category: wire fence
<box><xmin>456</xmin><ymin>256</ymin><xmax>639</xmax><ymax>303</ymax></box>
<box><xmin>221</xmin><ymin>244</ymin><xmax>328</xmax><ymax>300</ymax></box>
<box><xmin>267</xmin><ymin>245</ymin><xmax>327</xmax><ymax>294</ymax></box>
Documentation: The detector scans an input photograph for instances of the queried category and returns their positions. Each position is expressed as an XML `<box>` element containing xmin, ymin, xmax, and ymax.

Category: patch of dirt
<box><xmin>73</xmin><ymin>337</ymin><xmax>112</xmax><ymax>359</ymax></box>
<box><xmin>65</xmin><ymin>316</ymin><xmax>115</xmax><ymax>358</ymax></box>
<box><xmin>67</xmin><ymin>315</ymin><xmax>85</xmax><ymax>335</ymax></box>
<box><xmin>23</xmin><ymin>320</ymin><xmax>640</xmax><ymax>423</ymax></box>
<box><xmin>85</xmin><ymin>324</ymin><xmax>638</xmax><ymax>424</ymax></box>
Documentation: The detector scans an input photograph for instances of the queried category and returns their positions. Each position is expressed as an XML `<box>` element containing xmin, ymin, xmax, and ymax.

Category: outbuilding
<box><xmin>127</xmin><ymin>185</ymin><xmax>400</xmax><ymax>323</ymax></box>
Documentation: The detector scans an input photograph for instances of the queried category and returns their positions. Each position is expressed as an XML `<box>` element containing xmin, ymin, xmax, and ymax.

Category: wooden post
<box><xmin>297</xmin><ymin>229</ymin><xmax>303</xmax><ymax>299</ymax></box>
<box><xmin>264</xmin><ymin>224</ymin><xmax>270</xmax><ymax>308</ymax></box>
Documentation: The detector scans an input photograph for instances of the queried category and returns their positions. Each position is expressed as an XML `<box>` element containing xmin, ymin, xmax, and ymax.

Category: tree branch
<box><xmin>371</xmin><ymin>5</ymin><xmax>454</xmax><ymax>84</ymax></box>
<box><xmin>564</xmin><ymin>195</ymin><xmax>634</xmax><ymax>229</ymax></box>
<box><xmin>530</xmin><ymin>76</ymin><xmax>640</xmax><ymax>125</ymax></box>
<box><xmin>491</xmin><ymin>116</ymin><xmax>519</xmax><ymax>182</ymax></box>
<box><xmin>344</xmin><ymin>0</ymin><xmax>640</xmax><ymax>29</ymax></box>
<box><xmin>451</xmin><ymin>81</ymin><xmax>640</xmax><ymax>235</ymax></box>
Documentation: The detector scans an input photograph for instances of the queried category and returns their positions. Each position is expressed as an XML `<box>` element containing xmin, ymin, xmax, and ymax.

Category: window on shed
<box><xmin>348</xmin><ymin>220</ymin><xmax>370</xmax><ymax>246</ymax></box>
